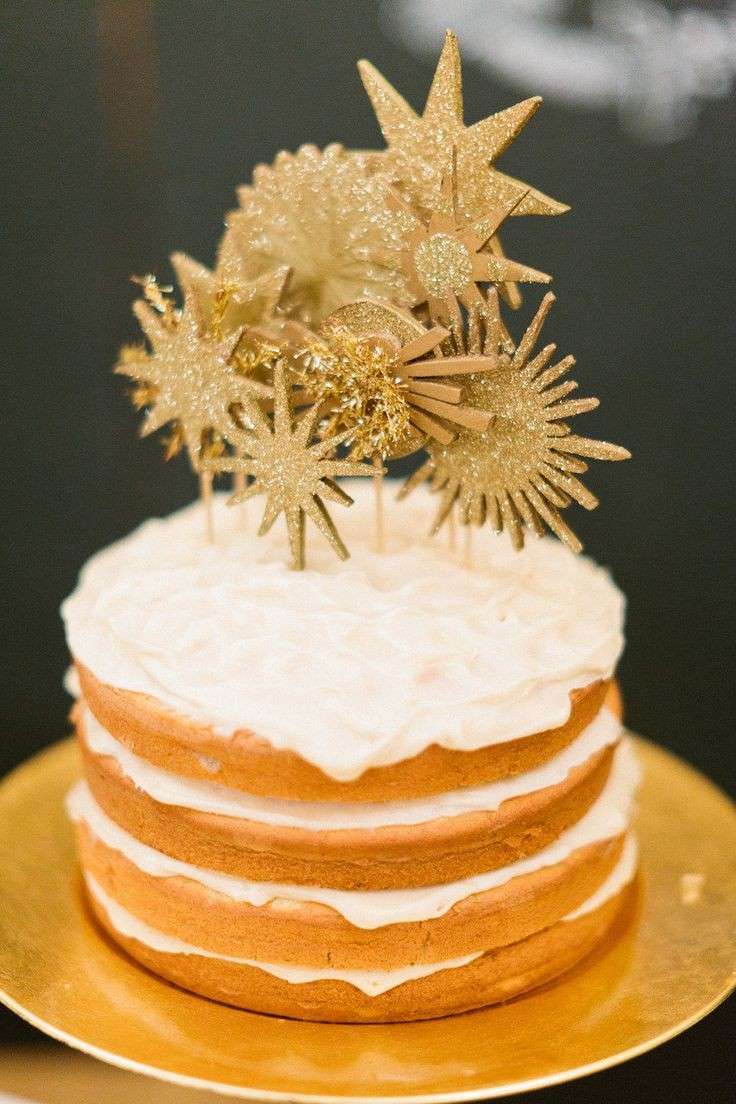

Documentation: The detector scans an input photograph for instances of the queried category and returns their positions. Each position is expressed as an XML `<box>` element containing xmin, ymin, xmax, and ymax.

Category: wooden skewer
<box><xmin>234</xmin><ymin>446</ymin><xmax>248</xmax><ymax>529</ymax></box>
<box><xmin>200</xmin><ymin>470</ymin><xmax>214</xmax><ymax>544</ymax></box>
<box><xmin>463</xmin><ymin>522</ymin><xmax>474</xmax><ymax>570</ymax></box>
<box><xmin>372</xmin><ymin>455</ymin><xmax>385</xmax><ymax>553</ymax></box>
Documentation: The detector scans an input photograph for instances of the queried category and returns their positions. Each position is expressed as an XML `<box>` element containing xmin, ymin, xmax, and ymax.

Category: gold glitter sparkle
<box><xmin>217</xmin><ymin>143</ymin><xmax>411</xmax><ymax>327</ymax></box>
<box><xmin>294</xmin><ymin>299</ymin><xmax>493</xmax><ymax>459</ymax></box>
<box><xmin>116</xmin><ymin>267</ymin><xmax>273</xmax><ymax>467</ymax></box>
<box><xmin>358</xmin><ymin>30</ymin><xmax>568</xmax><ymax>221</ymax></box>
<box><xmin>389</xmin><ymin>155</ymin><xmax>550</xmax><ymax>323</ymax></box>
<box><xmin>203</xmin><ymin>362</ymin><xmax>372</xmax><ymax>569</ymax></box>
<box><xmin>400</xmin><ymin>290</ymin><xmax>630</xmax><ymax>553</ymax></box>
<box><xmin>170</xmin><ymin>252</ymin><xmax>288</xmax><ymax>339</ymax></box>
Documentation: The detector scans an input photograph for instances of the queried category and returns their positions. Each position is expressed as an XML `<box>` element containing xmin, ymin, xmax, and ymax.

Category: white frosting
<box><xmin>84</xmin><ymin>837</ymin><xmax>636</xmax><ymax>997</ymax></box>
<box><xmin>81</xmin><ymin>704</ymin><xmax>621</xmax><ymax>829</ymax></box>
<box><xmin>67</xmin><ymin>738</ymin><xmax>639</xmax><ymax>930</ymax></box>
<box><xmin>61</xmin><ymin>483</ymin><xmax>625</xmax><ymax>781</ymax></box>
<box><xmin>84</xmin><ymin>873</ymin><xmax>482</xmax><ymax>997</ymax></box>
<box><xmin>564</xmin><ymin>832</ymin><xmax>638</xmax><ymax>920</ymax></box>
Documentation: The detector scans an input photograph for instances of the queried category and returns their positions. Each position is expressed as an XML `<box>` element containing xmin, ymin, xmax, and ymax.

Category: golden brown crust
<box><xmin>76</xmin><ymin>661</ymin><xmax>610</xmax><ymax>802</ymax></box>
<box><xmin>77</xmin><ymin>820</ymin><xmax>624</xmax><ymax>968</ymax></box>
<box><xmin>86</xmin><ymin>882</ymin><xmax>631</xmax><ymax>1022</ymax></box>
<box><xmin>78</xmin><ymin>711</ymin><xmax>616</xmax><ymax>890</ymax></box>
<box><xmin>605</xmin><ymin>680</ymin><xmax>624</xmax><ymax>721</ymax></box>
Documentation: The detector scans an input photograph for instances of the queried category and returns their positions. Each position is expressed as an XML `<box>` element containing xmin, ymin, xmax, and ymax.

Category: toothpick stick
<box><xmin>199</xmin><ymin>470</ymin><xmax>214</xmax><ymax>543</ymax></box>
<box><xmin>234</xmin><ymin>445</ymin><xmax>248</xmax><ymax>529</ymax></box>
<box><xmin>372</xmin><ymin>454</ymin><xmax>385</xmax><ymax>553</ymax></box>
<box><xmin>463</xmin><ymin>522</ymin><xmax>474</xmax><ymax>570</ymax></box>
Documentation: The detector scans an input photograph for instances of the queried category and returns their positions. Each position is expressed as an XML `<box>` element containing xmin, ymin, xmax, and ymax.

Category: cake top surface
<box><xmin>62</xmin><ymin>482</ymin><xmax>625</xmax><ymax>780</ymax></box>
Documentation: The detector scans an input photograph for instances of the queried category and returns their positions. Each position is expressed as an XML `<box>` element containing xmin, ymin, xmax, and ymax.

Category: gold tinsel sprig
<box><xmin>292</xmin><ymin>327</ymin><xmax>412</xmax><ymax>460</ymax></box>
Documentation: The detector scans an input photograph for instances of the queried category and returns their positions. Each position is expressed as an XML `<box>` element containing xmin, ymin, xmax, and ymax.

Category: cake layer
<box><xmin>76</xmin><ymin>663</ymin><xmax>610</xmax><ymax>802</ymax></box>
<box><xmin>84</xmin><ymin>853</ymin><xmax>636</xmax><ymax>1022</ymax></box>
<box><xmin>75</xmin><ymin>815</ymin><xmax>625</xmax><ymax>969</ymax></box>
<box><xmin>77</xmin><ymin>707</ymin><xmax>617</xmax><ymax>889</ymax></box>
<box><xmin>67</xmin><ymin>739</ymin><xmax>638</xmax><ymax>964</ymax></box>
<box><xmin>62</xmin><ymin>485</ymin><xmax>625</xmax><ymax>792</ymax></box>
<box><xmin>79</xmin><ymin>704</ymin><xmax>621</xmax><ymax>828</ymax></box>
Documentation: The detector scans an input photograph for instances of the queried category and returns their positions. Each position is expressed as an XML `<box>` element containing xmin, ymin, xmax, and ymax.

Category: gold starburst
<box><xmin>358</xmin><ymin>30</ymin><xmax>567</xmax><ymax>306</ymax></box>
<box><xmin>294</xmin><ymin>300</ymin><xmax>493</xmax><ymax>460</ymax></box>
<box><xmin>358</xmin><ymin>30</ymin><xmax>567</xmax><ymax>218</ymax></box>
<box><xmin>400</xmin><ymin>291</ymin><xmax>630</xmax><ymax>553</ymax></box>
<box><xmin>115</xmin><ymin>267</ymin><xmax>273</xmax><ymax>466</ymax></box>
<box><xmin>217</xmin><ymin>143</ymin><xmax>410</xmax><ymax>327</ymax></box>
<box><xmin>204</xmin><ymin>363</ymin><xmax>371</xmax><ymax>569</ymax></box>
<box><xmin>389</xmin><ymin>154</ymin><xmax>550</xmax><ymax>323</ymax></box>
<box><xmin>170</xmin><ymin>252</ymin><xmax>289</xmax><ymax>338</ymax></box>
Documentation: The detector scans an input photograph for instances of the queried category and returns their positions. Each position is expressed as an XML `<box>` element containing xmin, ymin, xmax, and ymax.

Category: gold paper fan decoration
<box><xmin>400</xmin><ymin>291</ymin><xmax>630</xmax><ymax>553</ymax></box>
<box><xmin>389</xmin><ymin>154</ymin><xmax>550</xmax><ymax>324</ymax></box>
<box><xmin>204</xmin><ymin>363</ymin><xmax>371</xmax><ymax>569</ymax></box>
<box><xmin>116</xmin><ymin>270</ymin><xmax>273</xmax><ymax>466</ymax></box>
<box><xmin>217</xmin><ymin>143</ymin><xmax>411</xmax><ymax>327</ymax></box>
<box><xmin>358</xmin><ymin>30</ymin><xmax>567</xmax><ymax>220</ymax></box>
<box><xmin>294</xmin><ymin>299</ymin><xmax>493</xmax><ymax>460</ymax></box>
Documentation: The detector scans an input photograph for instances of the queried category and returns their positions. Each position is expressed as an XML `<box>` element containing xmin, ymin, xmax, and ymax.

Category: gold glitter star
<box><xmin>400</xmin><ymin>290</ymin><xmax>630</xmax><ymax>553</ymax></box>
<box><xmin>217</xmin><ymin>143</ymin><xmax>410</xmax><ymax>327</ymax></box>
<box><xmin>116</xmin><ymin>269</ymin><xmax>272</xmax><ymax>466</ymax></box>
<box><xmin>170</xmin><ymin>252</ymin><xmax>289</xmax><ymax>338</ymax></box>
<box><xmin>294</xmin><ymin>299</ymin><xmax>493</xmax><ymax>460</ymax></box>
<box><xmin>388</xmin><ymin>154</ymin><xmax>550</xmax><ymax>323</ymax></box>
<box><xmin>205</xmin><ymin>363</ymin><xmax>372</xmax><ymax>569</ymax></box>
<box><xmin>358</xmin><ymin>30</ymin><xmax>567</xmax><ymax>306</ymax></box>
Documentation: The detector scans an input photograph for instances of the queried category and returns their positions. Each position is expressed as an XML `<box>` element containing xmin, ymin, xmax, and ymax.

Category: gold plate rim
<box><xmin>0</xmin><ymin>735</ymin><xmax>734</xmax><ymax>1103</ymax></box>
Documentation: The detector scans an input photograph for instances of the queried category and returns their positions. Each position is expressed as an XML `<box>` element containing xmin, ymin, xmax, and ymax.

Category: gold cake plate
<box><xmin>0</xmin><ymin>736</ymin><xmax>734</xmax><ymax>1102</ymax></box>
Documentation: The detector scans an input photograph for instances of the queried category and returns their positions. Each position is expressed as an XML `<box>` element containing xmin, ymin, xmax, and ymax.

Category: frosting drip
<box><xmin>81</xmin><ymin>704</ymin><xmax>621</xmax><ymax>829</ymax></box>
<box><xmin>61</xmin><ymin>483</ymin><xmax>625</xmax><ymax>780</ymax></box>
<box><xmin>67</xmin><ymin>738</ymin><xmax>640</xmax><ymax>929</ymax></box>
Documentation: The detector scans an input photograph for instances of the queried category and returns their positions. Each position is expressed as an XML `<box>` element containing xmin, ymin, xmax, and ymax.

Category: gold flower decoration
<box><xmin>294</xmin><ymin>299</ymin><xmax>493</xmax><ymax>460</ymax></box>
<box><xmin>116</xmin><ymin>269</ymin><xmax>272</xmax><ymax>466</ymax></box>
<box><xmin>400</xmin><ymin>290</ymin><xmax>630</xmax><ymax>553</ymax></box>
<box><xmin>388</xmin><ymin>154</ymin><xmax>550</xmax><ymax>324</ymax></box>
<box><xmin>358</xmin><ymin>30</ymin><xmax>567</xmax><ymax>219</ymax></box>
<box><xmin>217</xmin><ymin>143</ymin><xmax>410</xmax><ymax>327</ymax></box>
<box><xmin>204</xmin><ymin>363</ymin><xmax>371</xmax><ymax>569</ymax></box>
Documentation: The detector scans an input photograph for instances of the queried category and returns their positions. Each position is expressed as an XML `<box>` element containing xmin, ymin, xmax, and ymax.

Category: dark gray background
<box><xmin>1</xmin><ymin>2</ymin><xmax>734</xmax><ymax>1100</ymax></box>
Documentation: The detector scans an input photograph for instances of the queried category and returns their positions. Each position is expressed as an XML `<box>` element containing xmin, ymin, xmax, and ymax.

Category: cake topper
<box><xmin>399</xmin><ymin>290</ymin><xmax>630</xmax><ymax>553</ymax></box>
<box><xmin>388</xmin><ymin>154</ymin><xmax>551</xmax><ymax>326</ymax></box>
<box><xmin>217</xmin><ymin>143</ymin><xmax>409</xmax><ymax>327</ymax></box>
<box><xmin>203</xmin><ymin>363</ymin><xmax>372</xmax><ymax>569</ymax></box>
<box><xmin>115</xmin><ymin>29</ymin><xmax>628</xmax><ymax>567</ymax></box>
<box><xmin>358</xmin><ymin>30</ymin><xmax>567</xmax><ymax>307</ymax></box>
<box><xmin>294</xmin><ymin>299</ymin><xmax>492</xmax><ymax>461</ymax></box>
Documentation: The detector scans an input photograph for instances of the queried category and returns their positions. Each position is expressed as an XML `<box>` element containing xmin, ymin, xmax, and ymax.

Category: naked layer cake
<box><xmin>62</xmin><ymin>484</ymin><xmax>637</xmax><ymax>1022</ymax></box>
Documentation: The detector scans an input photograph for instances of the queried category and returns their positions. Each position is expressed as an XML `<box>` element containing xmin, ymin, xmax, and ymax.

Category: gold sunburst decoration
<box><xmin>358</xmin><ymin>30</ymin><xmax>567</xmax><ymax>307</ymax></box>
<box><xmin>292</xmin><ymin>300</ymin><xmax>493</xmax><ymax>460</ymax></box>
<box><xmin>217</xmin><ymin>143</ymin><xmax>411</xmax><ymax>327</ymax></box>
<box><xmin>203</xmin><ymin>363</ymin><xmax>371</xmax><ymax>569</ymax></box>
<box><xmin>400</xmin><ymin>290</ymin><xmax>630</xmax><ymax>553</ymax></box>
<box><xmin>115</xmin><ymin>267</ymin><xmax>273</xmax><ymax>467</ymax></box>
<box><xmin>389</xmin><ymin>154</ymin><xmax>550</xmax><ymax>324</ymax></box>
<box><xmin>358</xmin><ymin>30</ymin><xmax>567</xmax><ymax>218</ymax></box>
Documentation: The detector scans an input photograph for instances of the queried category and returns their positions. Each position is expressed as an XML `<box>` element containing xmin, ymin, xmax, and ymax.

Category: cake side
<box><xmin>63</xmin><ymin>488</ymin><xmax>636</xmax><ymax>1022</ymax></box>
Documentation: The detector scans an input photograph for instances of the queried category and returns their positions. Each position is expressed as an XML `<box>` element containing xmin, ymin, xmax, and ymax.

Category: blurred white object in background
<box><xmin>383</xmin><ymin>0</ymin><xmax>736</xmax><ymax>141</ymax></box>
